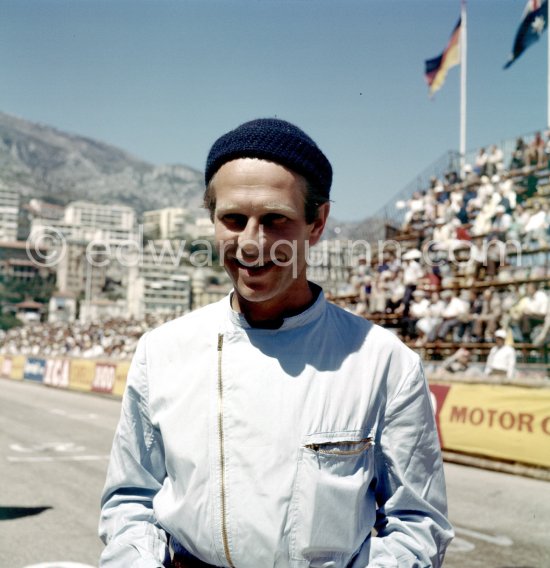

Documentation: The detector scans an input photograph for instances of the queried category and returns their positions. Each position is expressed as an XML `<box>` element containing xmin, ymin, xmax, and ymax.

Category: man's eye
<box><xmin>222</xmin><ymin>214</ymin><xmax>247</xmax><ymax>228</ymax></box>
<box><xmin>262</xmin><ymin>214</ymin><xmax>287</xmax><ymax>226</ymax></box>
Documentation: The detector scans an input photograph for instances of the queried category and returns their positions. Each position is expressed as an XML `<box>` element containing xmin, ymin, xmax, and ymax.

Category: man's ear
<box><xmin>308</xmin><ymin>202</ymin><xmax>330</xmax><ymax>246</ymax></box>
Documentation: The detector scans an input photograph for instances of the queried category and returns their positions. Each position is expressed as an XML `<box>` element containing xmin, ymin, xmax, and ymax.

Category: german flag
<box><xmin>425</xmin><ymin>18</ymin><xmax>462</xmax><ymax>96</ymax></box>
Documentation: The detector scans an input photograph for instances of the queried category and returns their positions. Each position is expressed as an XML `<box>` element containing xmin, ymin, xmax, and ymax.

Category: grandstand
<box><xmin>337</xmin><ymin>128</ymin><xmax>550</xmax><ymax>379</ymax></box>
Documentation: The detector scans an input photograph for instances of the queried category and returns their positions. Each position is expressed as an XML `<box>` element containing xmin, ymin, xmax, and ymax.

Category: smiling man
<box><xmin>211</xmin><ymin>158</ymin><xmax>327</xmax><ymax>326</ymax></box>
<box><xmin>99</xmin><ymin>118</ymin><xmax>453</xmax><ymax>567</ymax></box>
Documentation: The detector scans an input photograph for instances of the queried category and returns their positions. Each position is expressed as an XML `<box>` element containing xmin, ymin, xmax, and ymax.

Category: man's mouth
<box><xmin>235</xmin><ymin>258</ymin><xmax>275</xmax><ymax>271</ymax></box>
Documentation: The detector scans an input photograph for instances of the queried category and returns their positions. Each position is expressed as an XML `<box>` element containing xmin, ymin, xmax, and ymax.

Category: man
<box><xmin>442</xmin><ymin>347</ymin><xmax>471</xmax><ymax>375</ymax></box>
<box><xmin>99</xmin><ymin>118</ymin><xmax>453</xmax><ymax>567</ymax></box>
<box><xmin>485</xmin><ymin>329</ymin><xmax>516</xmax><ymax>380</ymax></box>
<box><xmin>519</xmin><ymin>282</ymin><xmax>549</xmax><ymax>342</ymax></box>
<box><xmin>435</xmin><ymin>290</ymin><xmax>469</xmax><ymax>342</ymax></box>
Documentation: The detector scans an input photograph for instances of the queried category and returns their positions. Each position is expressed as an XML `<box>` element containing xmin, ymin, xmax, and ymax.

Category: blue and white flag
<box><xmin>504</xmin><ymin>0</ymin><xmax>548</xmax><ymax>69</ymax></box>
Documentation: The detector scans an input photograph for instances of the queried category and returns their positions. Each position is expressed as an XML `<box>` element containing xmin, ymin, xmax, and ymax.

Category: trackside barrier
<box><xmin>1</xmin><ymin>355</ymin><xmax>25</xmax><ymax>380</ymax></box>
<box><xmin>0</xmin><ymin>354</ymin><xmax>131</xmax><ymax>396</ymax></box>
<box><xmin>429</xmin><ymin>382</ymin><xmax>550</xmax><ymax>469</ymax></box>
<box><xmin>1</xmin><ymin>354</ymin><xmax>550</xmax><ymax>469</ymax></box>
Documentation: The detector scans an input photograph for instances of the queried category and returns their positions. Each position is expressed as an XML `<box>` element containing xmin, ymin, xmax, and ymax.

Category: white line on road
<box><xmin>23</xmin><ymin>563</ymin><xmax>96</xmax><ymax>568</ymax></box>
<box><xmin>454</xmin><ymin>526</ymin><xmax>513</xmax><ymax>546</ymax></box>
<box><xmin>7</xmin><ymin>454</ymin><xmax>110</xmax><ymax>463</ymax></box>
<box><xmin>447</xmin><ymin>537</ymin><xmax>476</xmax><ymax>553</ymax></box>
<box><xmin>50</xmin><ymin>408</ymin><xmax>99</xmax><ymax>420</ymax></box>
<box><xmin>10</xmin><ymin>442</ymin><xmax>86</xmax><ymax>453</ymax></box>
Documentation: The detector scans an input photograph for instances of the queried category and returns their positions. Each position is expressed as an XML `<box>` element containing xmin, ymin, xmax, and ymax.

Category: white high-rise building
<box><xmin>143</xmin><ymin>207</ymin><xmax>190</xmax><ymax>240</ymax></box>
<box><xmin>29</xmin><ymin>200</ymin><xmax>138</xmax><ymax>245</ymax></box>
<box><xmin>126</xmin><ymin>239</ymin><xmax>192</xmax><ymax>319</ymax></box>
<box><xmin>0</xmin><ymin>184</ymin><xmax>19</xmax><ymax>242</ymax></box>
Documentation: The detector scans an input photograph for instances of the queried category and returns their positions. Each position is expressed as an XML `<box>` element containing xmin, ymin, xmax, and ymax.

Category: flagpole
<box><xmin>547</xmin><ymin>0</ymin><xmax>549</xmax><ymax>129</ymax></box>
<box><xmin>460</xmin><ymin>0</ymin><xmax>467</xmax><ymax>176</ymax></box>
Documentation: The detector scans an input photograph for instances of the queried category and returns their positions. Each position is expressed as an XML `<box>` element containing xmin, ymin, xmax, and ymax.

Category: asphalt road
<box><xmin>1</xmin><ymin>378</ymin><xmax>549</xmax><ymax>568</ymax></box>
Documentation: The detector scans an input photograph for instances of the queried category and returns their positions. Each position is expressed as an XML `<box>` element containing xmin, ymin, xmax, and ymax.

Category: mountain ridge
<box><xmin>0</xmin><ymin>110</ymin><xmax>206</xmax><ymax>215</ymax></box>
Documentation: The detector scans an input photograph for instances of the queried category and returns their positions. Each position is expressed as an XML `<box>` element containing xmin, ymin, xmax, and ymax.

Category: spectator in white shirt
<box><xmin>402</xmin><ymin>253</ymin><xmax>424</xmax><ymax>316</ymax></box>
<box><xmin>477</xmin><ymin>175</ymin><xmax>494</xmax><ymax>203</ymax></box>
<box><xmin>442</xmin><ymin>347</ymin><xmax>471</xmax><ymax>374</ymax></box>
<box><xmin>435</xmin><ymin>291</ymin><xmax>469</xmax><ymax>341</ymax></box>
<box><xmin>490</xmin><ymin>205</ymin><xmax>512</xmax><ymax>239</ymax></box>
<box><xmin>474</xmin><ymin>148</ymin><xmax>488</xmax><ymax>176</ymax></box>
<box><xmin>433</xmin><ymin>218</ymin><xmax>453</xmax><ymax>250</ymax></box>
<box><xmin>524</xmin><ymin>202</ymin><xmax>549</xmax><ymax>247</ymax></box>
<box><xmin>417</xmin><ymin>292</ymin><xmax>446</xmax><ymax>345</ymax></box>
<box><xmin>401</xmin><ymin>288</ymin><xmax>430</xmax><ymax>341</ymax></box>
<box><xmin>487</xmin><ymin>145</ymin><xmax>504</xmax><ymax>176</ymax></box>
<box><xmin>485</xmin><ymin>329</ymin><xmax>516</xmax><ymax>379</ymax></box>
<box><xmin>519</xmin><ymin>283</ymin><xmax>549</xmax><ymax>342</ymax></box>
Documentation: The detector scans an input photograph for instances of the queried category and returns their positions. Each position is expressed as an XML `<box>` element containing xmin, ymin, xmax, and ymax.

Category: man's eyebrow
<box><xmin>216</xmin><ymin>203</ymin><xmax>298</xmax><ymax>215</ymax></box>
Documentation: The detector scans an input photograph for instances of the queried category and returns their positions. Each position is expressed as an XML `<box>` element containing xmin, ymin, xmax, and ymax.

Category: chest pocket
<box><xmin>288</xmin><ymin>430</ymin><xmax>376</xmax><ymax>567</ymax></box>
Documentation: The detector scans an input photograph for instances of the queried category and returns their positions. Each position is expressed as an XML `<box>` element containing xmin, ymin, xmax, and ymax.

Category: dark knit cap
<box><xmin>205</xmin><ymin>118</ymin><xmax>332</xmax><ymax>198</ymax></box>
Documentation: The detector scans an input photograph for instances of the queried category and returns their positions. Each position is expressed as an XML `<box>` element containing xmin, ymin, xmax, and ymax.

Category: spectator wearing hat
<box><xmin>485</xmin><ymin>329</ymin><xmax>516</xmax><ymax>379</ymax></box>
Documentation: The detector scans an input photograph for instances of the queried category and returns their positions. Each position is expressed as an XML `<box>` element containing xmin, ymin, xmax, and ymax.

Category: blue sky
<box><xmin>0</xmin><ymin>0</ymin><xmax>547</xmax><ymax>222</ymax></box>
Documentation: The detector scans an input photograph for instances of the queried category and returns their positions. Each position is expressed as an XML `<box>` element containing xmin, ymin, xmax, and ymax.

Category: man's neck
<box><xmin>231</xmin><ymin>284</ymin><xmax>321</xmax><ymax>329</ymax></box>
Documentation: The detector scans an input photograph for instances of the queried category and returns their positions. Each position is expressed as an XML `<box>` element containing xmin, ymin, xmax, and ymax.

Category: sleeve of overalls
<box><xmin>98</xmin><ymin>333</ymin><xmax>170</xmax><ymax>567</ymax></box>
<box><xmin>356</xmin><ymin>358</ymin><xmax>454</xmax><ymax>567</ymax></box>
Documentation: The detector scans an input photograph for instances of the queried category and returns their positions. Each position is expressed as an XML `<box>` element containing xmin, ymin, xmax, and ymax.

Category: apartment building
<box><xmin>143</xmin><ymin>207</ymin><xmax>190</xmax><ymax>240</ymax></box>
<box><xmin>29</xmin><ymin>200</ymin><xmax>138</xmax><ymax>245</ymax></box>
<box><xmin>0</xmin><ymin>184</ymin><xmax>19</xmax><ymax>242</ymax></box>
<box><xmin>126</xmin><ymin>239</ymin><xmax>192</xmax><ymax>319</ymax></box>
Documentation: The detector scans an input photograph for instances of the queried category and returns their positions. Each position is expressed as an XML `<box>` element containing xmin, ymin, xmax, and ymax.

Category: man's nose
<box><xmin>238</xmin><ymin>219</ymin><xmax>266</xmax><ymax>255</ymax></box>
<box><xmin>239</xmin><ymin>219</ymin><xmax>265</xmax><ymax>247</ymax></box>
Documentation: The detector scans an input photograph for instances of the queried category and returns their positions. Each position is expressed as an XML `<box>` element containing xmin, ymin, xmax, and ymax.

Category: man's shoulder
<box><xmin>325</xmin><ymin>301</ymin><xmax>419</xmax><ymax>362</ymax></box>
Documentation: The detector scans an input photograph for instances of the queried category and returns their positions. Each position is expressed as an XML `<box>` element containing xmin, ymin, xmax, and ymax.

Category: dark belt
<box><xmin>172</xmin><ymin>553</ymin><xmax>217</xmax><ymax>568</ymax></box>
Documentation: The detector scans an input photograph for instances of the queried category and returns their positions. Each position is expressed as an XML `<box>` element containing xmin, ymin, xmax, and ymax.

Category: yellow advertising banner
<box><xmin>69</xmin><ymin>359</ymin><xmax>96</xmax><ymax>392</ymax></box>
<box><xmin>113</xmin><ymin>361</ymin><xmax>131</xmax><ymax>397</ymax></box>
<box><xmin>434</xmin><ymin>383</ymin><xmax>550</xmax><ymax>468</ymax></box>
<box><xmin>10</xmin><ymin>355</ymin><xmax>25</xmax><ymax>380</ymax></box>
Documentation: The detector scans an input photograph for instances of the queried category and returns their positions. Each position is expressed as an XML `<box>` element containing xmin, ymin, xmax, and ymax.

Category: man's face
<box><xmin>212</xmin><ymin>158</ymin><xmax>328</xmax><ymax>321</ymax></box>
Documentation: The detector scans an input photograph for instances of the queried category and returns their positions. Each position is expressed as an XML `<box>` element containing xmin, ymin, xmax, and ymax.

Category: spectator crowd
<box><xmin>0</xmin><ymin>315</ymin><xmax>169</xmax><ymax>360</ymax></box>
<box><xmin>344</xmin><ymin>131</ymin><xmax>550</xmax><ymax>353</ymax></box>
